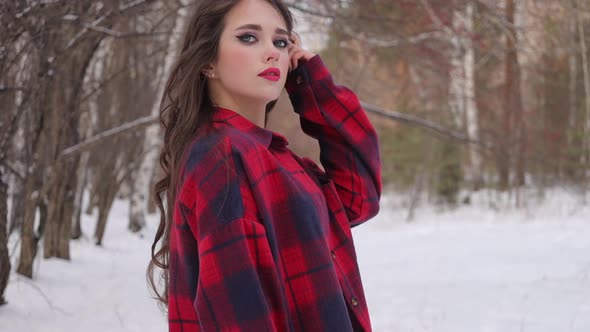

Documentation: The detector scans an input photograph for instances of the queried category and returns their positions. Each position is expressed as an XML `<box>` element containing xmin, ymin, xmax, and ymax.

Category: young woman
<box><xmin>147</xmin><ymin>0</ymin><xmax>382</xmax><ymax>331</ymax></box>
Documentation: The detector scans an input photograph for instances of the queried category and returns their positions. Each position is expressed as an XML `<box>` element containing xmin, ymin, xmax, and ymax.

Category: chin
<box><xmin>254</xmin><ymin>91</ymin><xmax>283</xmax><ymax>104</ymax></box>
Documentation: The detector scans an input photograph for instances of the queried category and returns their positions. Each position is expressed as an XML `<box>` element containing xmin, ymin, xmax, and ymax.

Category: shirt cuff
<box><xmin>285</xmin><ymin>54</ymin><xmax>330</xmax><ymax>93</ymax></box>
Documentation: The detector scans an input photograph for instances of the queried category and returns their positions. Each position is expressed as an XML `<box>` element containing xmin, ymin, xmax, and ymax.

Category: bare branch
<box><xmin>82</xmin><ymin>25</ymin><xmax>170</xmax><ymax>39</ymax></box>
<box><xmin>0</xmin><ymin>87</ymin><xmax>30</xmax><ymax>93</ymax></box>
<box><xmin>65</xmin><ymin>10</ymin><xmax>112</xmax><ymax>50</ymax></box>
<box><xmin>0</xmin><ymin>161</ymin><xmax>25</xmax><ymax>181</ymax></box>
<box><xmin>60</xmin><ymin>114</ymin><xmax>158</xmax><ymax>157</ymax></box>
<box><xmin>418</xmin><ymin>0</ymin><xmax>454</xmax><ymax>38</ymax></box>
<box><xmin>341</xmin><ymin>25</ymin><xmax>446</xmax><ymax>48</ymax></box>
<box><xmin>285</xmin><ymin>2</ymin><xmax>335</xmax><ymax>19</ymax></box>
<box><xmin>361</xmin><ymin>102</ymin><xmax>490</xmax><ymax>150</ymax></box>
<box><xmin>64</xmin><ymin>0</ymin><xmax>157</xmax><ymax>50</ymax></box>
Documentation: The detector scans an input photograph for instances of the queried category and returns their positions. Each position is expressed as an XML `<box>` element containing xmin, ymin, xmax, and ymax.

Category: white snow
<box><xmin>2</xmin><ymin>188</ymin><xmax>590</xmax><ymax>332</ymax></box>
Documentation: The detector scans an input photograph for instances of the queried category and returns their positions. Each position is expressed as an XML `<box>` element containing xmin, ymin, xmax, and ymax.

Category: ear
<box><xmin>201</xmin><ymin>63</ymin><xmax>216</xmax><ymax>78</ymax></box>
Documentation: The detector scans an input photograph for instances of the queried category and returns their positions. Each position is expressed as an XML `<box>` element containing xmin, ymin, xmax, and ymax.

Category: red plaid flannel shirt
<box><xmin>168</xmin><ymin>55</ymin><xmax>382</xmax><ymax>331</ymax></box>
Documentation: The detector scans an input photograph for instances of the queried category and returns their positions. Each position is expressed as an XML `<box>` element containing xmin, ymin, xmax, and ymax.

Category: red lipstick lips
<box><xmin>258</xmin><ymin>67</ymin><xmax>280</xmax><ymax>82</ymax></box>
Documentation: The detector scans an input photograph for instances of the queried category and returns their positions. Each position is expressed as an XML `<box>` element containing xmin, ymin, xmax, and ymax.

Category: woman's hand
<box><xmin>288</xmin><ymin>32</ymin><xmax>316</xmax><ymax>72</ymax></box>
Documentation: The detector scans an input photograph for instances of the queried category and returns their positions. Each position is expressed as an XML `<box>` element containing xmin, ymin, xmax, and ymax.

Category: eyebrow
<box><xmin>235</xmin><ymin>24</ymin><xmax>289</xmax><ymax>36</ymax></box>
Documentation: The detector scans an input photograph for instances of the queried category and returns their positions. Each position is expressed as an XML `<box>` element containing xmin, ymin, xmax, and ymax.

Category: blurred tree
<box><xmin>129</xmin><ymin>0</ymin><xmax>189</xmax><ymax>233</ymax></box>
<box><xmin>0</xmin><ymin>0</ymin><xmax>161</xmax><ymax>278</ymax></box>
<box><xmin>0</xmin><ymin>164</ymin><xmax>9</xmax><ymax>305</ymax></box>
<box><xmin>296</xmin><ymin>0</ymin><xmax>590</xmax><ymax>204</ymax></box>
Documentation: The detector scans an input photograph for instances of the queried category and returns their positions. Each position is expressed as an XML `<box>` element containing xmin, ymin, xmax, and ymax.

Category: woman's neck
<box><xmin>211</xmin><ymin>97</ymin><xmax>267</xmax><ymax>128</ymax></box>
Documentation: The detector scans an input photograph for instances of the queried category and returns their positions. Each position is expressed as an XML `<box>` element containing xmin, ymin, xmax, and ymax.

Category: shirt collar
<box><xmin>212</xmin><ymin>107</ymin><xmax>288</xmax><ymax>149</ymax></box>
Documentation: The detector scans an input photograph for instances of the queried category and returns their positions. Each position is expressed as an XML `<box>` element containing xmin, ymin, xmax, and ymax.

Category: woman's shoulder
<box><xmin>183</xmin><ymin>128</ymin><xmax>229</xmax><ymax>167</ymax></box>
<box><xmin>177</xmin><ymin>129</ymin><xmax>250</xmax><ymax>238</ymax></box>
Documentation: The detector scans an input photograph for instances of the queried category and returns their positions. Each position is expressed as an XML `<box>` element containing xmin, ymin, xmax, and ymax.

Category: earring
<box><xmin>204</xmin><ymin>72</ymin><xmax>215</xmax><ymax>78</ymax></box>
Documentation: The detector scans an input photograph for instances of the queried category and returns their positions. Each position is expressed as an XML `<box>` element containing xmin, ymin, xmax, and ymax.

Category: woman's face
<box><xmin>208</xmin><ymin>0</ymin><xmax>290</xmax><ymax>110</ymax></box>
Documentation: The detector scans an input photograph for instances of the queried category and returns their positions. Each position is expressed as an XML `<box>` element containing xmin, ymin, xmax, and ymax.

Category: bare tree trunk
<box><xmin>147</xmin><ymin>169</ymin><xmax>159</xmax><ymax>214</ymax></box>
<box><xmin>7</xmin><ymin>180</ymin><xmax>23</xmax><ymax>235</ymax></box>
<box><xmin>512</xmin><ymin>0</ymin><xmax>526</xmax><ymax>188</ymax></box>
<box><xmin>7</xmin><ymin>153</ymin><xmax>24</xmax><ymax>236</ymax></box>
<box><xmin>576</xmin><ymin>0</ymin><xmax>590</xmax><ymax>167</ymax></box>
<box><xmin>449</xmin><ymin>2</ymin><xmax>480</xmax><ymax>192</ymax></box>
<box><xmin>16</xmin><ymin>172</ymin><xmax>40</xmax><ymax>278</ymax></box>
<box><xmin>449</xmin><ymin>6</ymin><xmax>466</xmax><ymax>129</ymax></box>
<box><xmin>0</xmin><ymin>166</ymin><xmax>10</xmax><ymax>305</ymax></box>
<box><xmin>566</xmin><ymin>0</ymin><xmax>582</xmax><ymax>180</ymax></box>
<box><xmin>72</xmin><ymin>40</ymin><xmax>109</xmax><ymax>239</ymax></box>
<box><xmin>94</xmin><ymin>181</ymin><xmax>118</xmax><ymax>246</ymax></box>
<box><xmin>16</xmin><ymin>86</ymin><xmax>45</xmax><ymax>277</ymax></box>
<box><xmin>17</xmin><ymin>59</ymin><xmax>47</xmax><ymax>277</ymax></box>
<box><xmin>7</xmin><ymin>38</ymin><xmax>30</xmax><ymax>235</ymax></box>
<box><xmin>448</xmin><ymin>4</ymin><xmax>469</xmax><ymax>200</ymax></box>
<box><xmin>59</xmin><ymin>177</ymin><xmax>75</xmax><ymax>256</ymax></box>
<box><xmin>44</xmin><ymin>167</ymin><xmax>67</xmax><ymax>258</ymax></box>
<box><xmin>463</xmin><ymin>2</ymin><xmax>483</xmax><ymax>189</ymax></box>
<box><xmin>85</xmin><ymin>186</ymin><xmax>98</xmax><ymax>215</ymax></box>
<box><xmin>570</xmin><ymin>11</ymin><xmax>579</xmax><ymax>132</ymax></box>
<box><xmin>72</xmin><ymin>143</ymin><xmax>91</xmax><ymax>240</ymax></box>
<box><xmin>515</xmin><ymin>0</ymin><xmax>530</xmax><ymax>208</ymax></box>
<box><xmin>495</xmin><ymin>0</ymin><xmax>511</xmax><ymax>190</ymax></box>
<box><xmin>44</xmin><ymin>17</ymin><xmax>102</xmax><ymax>257</ymax></box>
<box><xmin>43</xmin><ymin>97</ymin><xmax>80</xmax><ymax>259</ymax></box>
<box><xmin>41</xmin><ymin>74</ymin><xmax>65</xmax><ymax>257</ymax></box>
<box><xmin>71</xmin><ymin>159</ymin><xmax>87</xmax><ymax>240</ymax></box>
<box><xmin>503</xmin><ymin>0</ymin><xmax>516</xmax><ymax>190</ymax></box>
<box><xmin>129</xmin><ymin>1</ymin><xmax>189</xmax><ymax>232</ymax></box>
<box><xmin>499</xmin><ymin>0</ymin><xmax>525</xmax><ymax>190</ymax></box>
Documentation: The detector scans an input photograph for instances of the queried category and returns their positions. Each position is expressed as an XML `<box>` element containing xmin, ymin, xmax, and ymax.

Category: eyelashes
<box><xmin>236</xmin><ymin>33</ymin><xmax>289</xmax><ymax>49</ymax></box>
<box><xmin>274</xmin><ymin>39</ymin><xmax>288</xmax><ymax>48</ymax></box>
<box><xmin>237</xmin><ymin>34</ymin><xmax>257</xmax><ymax>43</ymax></box>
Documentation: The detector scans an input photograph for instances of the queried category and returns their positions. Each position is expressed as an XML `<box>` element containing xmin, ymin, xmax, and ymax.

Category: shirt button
<box><xmin>351</xmin><ymin>297</ymin><xmax>359</xmax><ymax>307</ymax></box>
<box><xmin>296</xmin><ymin>76</ymin><xmax>303</xmax><ymax>85</ymax></box>
<box><xmin>331</xmin><ymin>252</ymin><xmax>336</xmax><ymax>259</ymax></box>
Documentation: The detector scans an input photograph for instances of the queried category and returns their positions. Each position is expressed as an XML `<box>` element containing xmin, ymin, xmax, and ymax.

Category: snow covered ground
<box><xmin>2</xmin><ymin>189</ymin><xmax>590</xmax><ymax>332</ymax></box>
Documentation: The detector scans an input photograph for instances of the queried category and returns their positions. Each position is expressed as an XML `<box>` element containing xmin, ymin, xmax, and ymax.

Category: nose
<box><xmin>264</xmin><ymin>43</ymin><xmax>280</xmax><ymax>63</ymax></box>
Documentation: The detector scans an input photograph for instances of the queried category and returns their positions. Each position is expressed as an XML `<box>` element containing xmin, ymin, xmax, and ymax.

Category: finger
<box><xmin>291</xmin><ymin>32</ymin><xmax>302</xmax><ymax>48</ymax></box>
<box><xmin>292</xmin><ymin>51</ymin><xmax>305</xmax><ymax>69</ymax></box>
<box><xmin>287</xmin><ymin>44</ymin><xmax>298</xmax><ymax>59</ymax></box>
<box><xmin>290</xmin><ymin>51</ymin><xmax>301</xmax><ymax>70</ymax></box>
<box><xmin>290</xmin><ymin>50</ymin><xmax>299</xmax><ymax>69</ymax></box>
<box><xmin>293</xmin><ymin>49</ymin><xmax>305</xmax><ymax>66</ymax></box>
<box><xmin>288</xmin><ymin>38</ymin><xmax>300</xmax><ymax>49</ymax></box>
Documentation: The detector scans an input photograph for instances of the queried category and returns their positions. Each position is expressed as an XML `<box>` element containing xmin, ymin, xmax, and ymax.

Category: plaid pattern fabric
<box><xmin>168</xmin><ymin>55</ymin><xmax>382</xmax><ymax>331</ymax></box>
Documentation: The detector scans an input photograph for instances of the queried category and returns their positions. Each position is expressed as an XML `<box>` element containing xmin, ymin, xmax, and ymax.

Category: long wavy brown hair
<box><xmin>147</xmin><ymin>0</ymin><xmax>294</xmax><ymax>308</ymax></box>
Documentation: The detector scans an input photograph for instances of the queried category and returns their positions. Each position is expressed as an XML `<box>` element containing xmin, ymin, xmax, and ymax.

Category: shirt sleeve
<box><xmin>168</xmin><ymin>137</ymin><xmax>287</xmax><ymax>331</ymax></box>
<box><xmin>285</xmin><ymin>55</ymin><xmax>382</xmax><ymax>226</ymax></box>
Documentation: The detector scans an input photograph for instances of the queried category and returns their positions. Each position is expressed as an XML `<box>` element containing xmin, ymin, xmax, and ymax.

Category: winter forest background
<box><xmin>1</xmin><ymin>1</ymin><xmax>590</xmax><ymax>331</ymax></box>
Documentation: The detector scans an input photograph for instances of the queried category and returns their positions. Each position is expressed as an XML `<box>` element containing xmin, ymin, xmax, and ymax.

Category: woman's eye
<box><xmin>238</xmin><ymin>34</ymin><xmax>257</xmax><ymax>43</ymax></box>
<box><xmin>274</xmin><ymin>39</ymin><xmax>288</xmax><ymax>48</ymax></box>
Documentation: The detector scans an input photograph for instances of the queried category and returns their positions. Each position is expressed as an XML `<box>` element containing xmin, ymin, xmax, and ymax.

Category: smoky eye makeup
<box><xmin>235</xmin><ymin>33</ymin><xmax>289</xmax><ymax>49</ymax></box>
<box><xmin>236</xmin><ymin>33</ymin><xmax>257</xmax><ymax>43</ymax></box>
<box><xmin>274</xmin><ymin>39</ymin><xmax>288</xmax><ymax>48</ymax></box>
